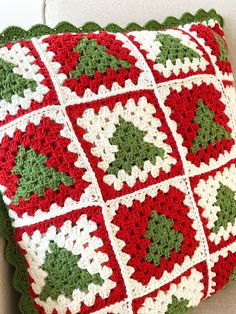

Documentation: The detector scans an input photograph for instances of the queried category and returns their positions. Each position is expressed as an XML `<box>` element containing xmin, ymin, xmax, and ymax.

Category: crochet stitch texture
<box><xmin>0</xmin><ymin>9</ymin><xmax>236</xmax><ymax>314</ymax></box>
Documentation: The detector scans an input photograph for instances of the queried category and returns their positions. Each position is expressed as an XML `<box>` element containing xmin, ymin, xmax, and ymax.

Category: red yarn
<box><xmin>43</xmin><ymin>33</ymin><xmax>142</xmax><ymax>97</ymax></box>
<box><xmin>66</xmin><ymin>90</ymin><xmax>183</xmax><ymax>200</ymax></box>
<box><xmin>14</xmin><ymin>206</ymin><xmax>127</xmax><ymax>314</ymax></box>
<box><xmin>164</xmin><ymin>82</ymin><xmax>234</xmax><ymax>167</ymax></box>
<box><xmin>0</xmin><ymin>40</ymin><xmax>59</xmax><ymax>127</ymax></box>
<box><xmin>112</xmin><ymin>186</ymin><xmax>198</xmax><ymax>285</ymax></box>
<box><xmin>0</xmin><ymin>117</ymin><xmax>88</xmax><ymax>217</ymax></box>
<box><xmin>190</xmin><ymin>24</ymin><xmax>232</xmax><ymax>75</ymax></box>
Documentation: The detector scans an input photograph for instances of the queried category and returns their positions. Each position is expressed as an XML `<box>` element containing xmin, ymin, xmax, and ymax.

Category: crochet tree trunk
<box><xmin>69</xmin><ymin>36</ymin><xmax>131</xmax><ymax>78</ymax></box>
<box><xmin>211</xmin><ymin>183</ymin><xmax>236</xmax><ymax>233</ymax></box>
<box><xmin>191</xmin><ymin>99</ymin><xmax>231</xmax><ymax>153</ymax></box>
<box><xmin>107</xmin><ymin>117</ymin><xmax>165</xmax><ymax>176</ymax></box>
<box><xmin>155</xmin><ymin>33</ymin><xmax>200</xmax><ymax>66</ymax></box>
<box><xmin>12</xmin><ymin>146</ymin><xmax>74</xmax><ymax>205</ymax></box>
<box><xmin>40</xmin><ymin>242</ymin><xmax>104</xmax><ymax>301</ymax></box>
<box><xmin>0</xmin><ymin>58</ymin><xmax>37</xmax><ymax>102</ymax></box>
<box><xmin>144</xmin><ymin>211</ymin><xmax>184</xmax><ymax>266</ymax></box>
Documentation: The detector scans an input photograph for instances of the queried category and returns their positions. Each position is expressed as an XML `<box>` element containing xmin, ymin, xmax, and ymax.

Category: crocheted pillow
<box><xmin>0</xmin><ymin>8</ymin><xmax>236</xmax><ymax>314</ymax></box>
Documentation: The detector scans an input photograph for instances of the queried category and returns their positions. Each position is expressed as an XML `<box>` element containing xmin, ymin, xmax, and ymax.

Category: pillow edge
<box><xmin>0</xmin><ymin>8</ymin><xmax>223</xmax><ymax>46</ymax></box>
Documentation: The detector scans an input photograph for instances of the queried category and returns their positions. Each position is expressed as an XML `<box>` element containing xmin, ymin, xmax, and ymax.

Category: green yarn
<box><xmin>191</xmin><ymin>99</ymin><xmax>231</xmax><ymax>153</ymax></box>
<box><xmin>211</xmin><ymin>183</ymin><xmax>236</xmax><ymax>234</ymax></box>
<box><xmin>166</xmin><ymin>296</ymin><xmax>190</xmax><ymax>314</ymax></box>
<box><xmin>107</xmin><ymin>117</ymin><xmax>165</xmax><ymax>176</ymax></box>
<box><xmin>12</xmin><ymin>146</ymin><xmax>74</xmax><ymax>205</ymax></box>
<box><xmin>69</xmin><ymin>36</ymin><xmax>130</xmax><ymax>79</ymax></box>
<box><xmin>0</xmin><ymin>58</ymin><xmax>37</xmax><ymax>102</ymax></box>
<box><xmin>214</xmin><ymin>32</ymin><xmax>228</xmax><ymax>61</ymax></box>
<box><xmin>155</xmin><ymin>33</ymin><xmax>200</xmax><ymax>66</ymax></box>
<box><xmin>229</xmin><ymin>266</ymin><xmax>236</xmax><ymax>281</ymax></box>
<box><xmin>40</xmin><ymin>242</ymin><xmax>104</xmax><ymax>301</ymax></box>
<box><xmin>0</xmin><ymin>9</ymin><xmax>223</xmax><ymax>46</ymax></box>
<box><xmin>144</xmin><ymin>211</ymin><xmax>184</xmax><ymax>266</ymax></box>
<box><xmin>0</xmin><ymin>193</ymin><xmax>39</xmax><ymax>314</ymax></box>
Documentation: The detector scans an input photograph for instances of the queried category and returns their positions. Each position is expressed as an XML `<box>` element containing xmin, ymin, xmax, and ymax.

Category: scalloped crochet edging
<box><xmin>0</xmin><ymin>8</ymin><xmax>223</xmax><ymax>46</ymax></box>
<box><xmin>0</xmin><ymin>195</ymin><xmax>38</xmax><ymax>313</ymax></box>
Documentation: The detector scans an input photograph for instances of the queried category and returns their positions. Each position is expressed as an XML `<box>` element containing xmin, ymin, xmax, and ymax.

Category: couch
<box><xmin>0</xmin><ymin>1</ymin><xmax>236</xmax><ymax>313</ymax></box>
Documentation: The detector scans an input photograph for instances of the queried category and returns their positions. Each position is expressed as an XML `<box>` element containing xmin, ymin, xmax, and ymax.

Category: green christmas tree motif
<box><xmin>155</xmin><ymin>32</ymin><xmax>200</xmax><ymax>66</ymax></box>
<box><xmin>107</xmin><ymin>117</ymin><xmax>165</xmax><ymax>176</ymax></box>
<box><xmin>0</xmin><ymin>58</ymin><xmax>37</xmax><ymax>102</ymax></box>
<box><xmin>166</xmin><ymin>296</ymin><xmax>190</xmax><ymax>314</ymax></box>
<box><xmin>40</xmin><ymin>242</ymin><xmax>104</xmax><ymax>301</ymax></box>
<box><xmin>144</xmin><ymin>211</ymin><xmax>184</xmax><ymax>266</ymax></box>
<box><xmin>12</xmin><ymin>145</ymin><xmax>74</xmax><ymax>205</ymax></box>
<box><xmin>211</xmin><ymin>183</ymin><xmax>236</xmax><ymax>234</ymax></box>
<box><xmin>69</xmin><ymin>36</ymin><xmax>131</xmax><ymax>79</ymax></box>
<box><xmin>214</xmin><ymin>32</ymin><xmax>228</xmax><ymax>61</ymax></box>
<box><xmin>190</xmin><ymin>99</ymin><xmax>231</xmax><ymax>153</ymax></box>
<box><xmin>229</xmin><ymin>266</ymin><xmax>236</xmax><ymax>281</ymax></box>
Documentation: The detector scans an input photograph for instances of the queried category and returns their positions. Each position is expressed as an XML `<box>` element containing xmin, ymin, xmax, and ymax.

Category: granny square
<box><xmin>0</xmin><ymin>9</ymin><xmax>236</xmax><ymax>314</ymax></box>
<box><xmin>66</xmin><ymin>90</ymin><xmax>183</xmax><ymax>199</ymax></box>
<box><xmin>14</xmin><ymin>206</ymin><xmax>127</xmax><ymax>313</ymax></box>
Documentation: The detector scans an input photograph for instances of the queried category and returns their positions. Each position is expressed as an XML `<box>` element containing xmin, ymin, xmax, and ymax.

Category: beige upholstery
<box><xmin>0</xmin><ymin>1</ymin><xmax>236</xmax><ymax>313</ymax></box>
<box><xmin>191</xmin><ymin>282</ymin><xmax>236</xmax><ymax>313</ymax></box>
<box><xmin>0</xmin><ymin>238</ymin><xmax>19</xmax><ymax>314</ymax></box>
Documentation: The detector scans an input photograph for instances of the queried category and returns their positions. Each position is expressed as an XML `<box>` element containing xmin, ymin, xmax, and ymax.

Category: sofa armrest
<box><xmin>0</xmin><ymin>237</ymin><xmax>19</xmax><ymax>314</ymax></box>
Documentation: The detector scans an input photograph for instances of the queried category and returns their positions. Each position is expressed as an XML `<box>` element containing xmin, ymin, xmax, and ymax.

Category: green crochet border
<box><xmin>0</xmin><ymin>8</ymin><xmax>223</xmax><ymax>46</ymax></box>
<box><xmin>0</xmin><ymin>8</ymin><xmax>223</xmax><ymax>314</ymax></box>
<box><xmin>0</xmin><ymin>194</ymin><xmax>38</xmax><ymax>313</ymax></box>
